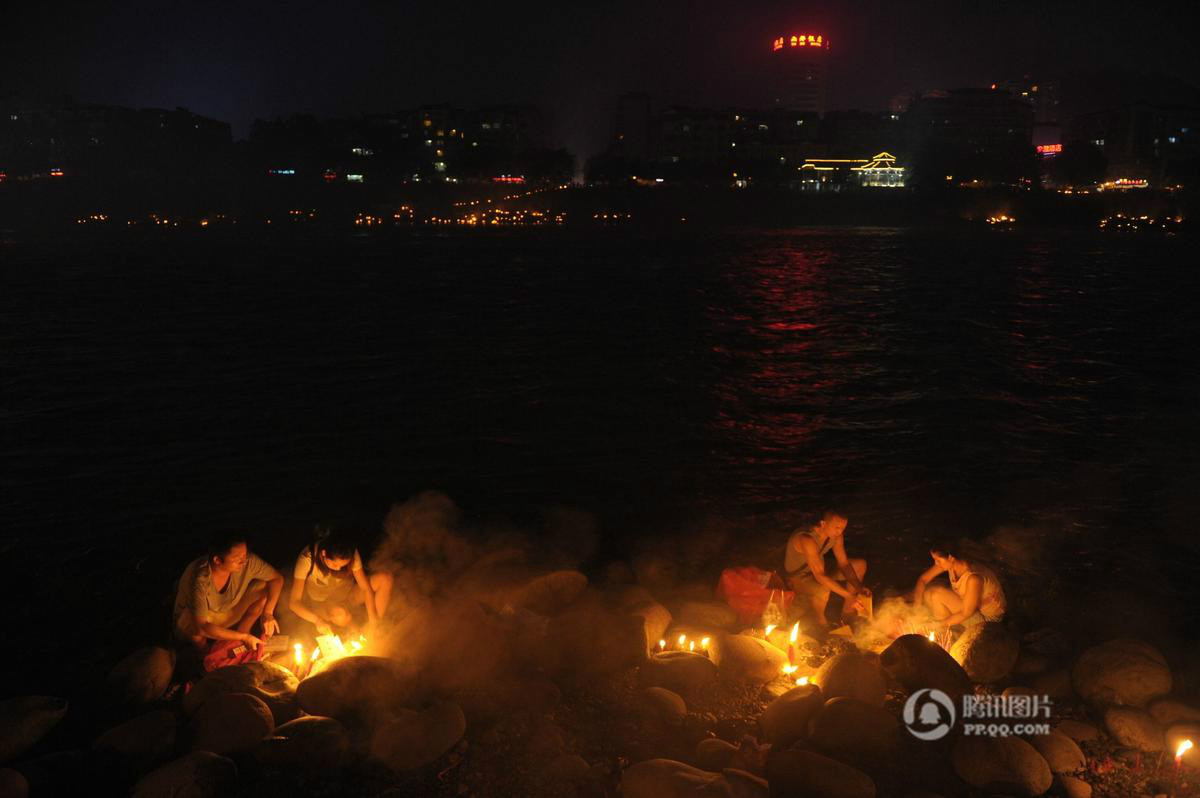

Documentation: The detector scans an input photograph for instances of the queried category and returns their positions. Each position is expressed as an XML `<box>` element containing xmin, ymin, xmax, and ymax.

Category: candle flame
<box><xmin>658</xmin><ymin>639</ymin><xmax>666</xmax><ymax>650</ymax></box>
<box><xmin>689</xmin><ymin>641</ymin><xmax>695</xmax><ymax>651</ymax></box>
<box><xmin>678</xmin><ymin>634</ymin><xmax>687</xmax><ymax>647</ymax></box>
<box><xmin>782</xmin><ymin>664</ymin><xmax>798</xmax><ymax>674</ymax></box>
<box><xmin>310</xmin><ymin>647</ymin><xmax>322</xmax><ymax>662</ymax></box>
<box><xmin>795</xmin><ymin>676</ymin><xmax>809</xmax><ymax>686</ymax></box>
<box><xmin>928</xmin><ymin>631</ymin><xmax>936</xmax><ymax>642</ymax></box>
<box><xmin>700</xmin><ymin>637</ymin><xmax>710</xmax><ymax>649</ymax></box>
<box><xmin>293</xmin><ymin>643</ymin><xmax>304</xmax><ymax>666</ymax></box>
<box><xmin>764</xmin><ymin>625</ymin><xmax>776</xmax><ymax>637</ymax></box>
<box><xmin>1178</xmin><ymin>739</ymin><xmax>1194</xmax><ymax>759</ymax></box>
<box><xmin>790</xmin><ymin>622</ymin><xmax>799</xmax><ymax>644</ymax></box>
<box><xmin>350</xmin><ymin>640</ymin><xmax>363</xmax><ymax>652</ymax></box>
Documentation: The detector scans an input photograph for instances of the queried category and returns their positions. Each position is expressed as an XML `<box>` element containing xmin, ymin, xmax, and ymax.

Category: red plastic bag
<box><xmin>202</xmin><ymin>639</ymin><xmax>265</xmax><ymax>672</ymax></box>
<box><xmin>717</xmin><ymin>566</ymin><xmax>794</xmax><ymax>626</ymax></box>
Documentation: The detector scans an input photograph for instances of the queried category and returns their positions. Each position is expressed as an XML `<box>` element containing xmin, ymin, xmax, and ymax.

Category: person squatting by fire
<box><xmin>172</xmin><ymin>531</ymin><xmax>285</xmax><ymax>653</ymax></box>
<box><xmin>287</xmin><ymin>527</ymin><xmax>394</xmax><ymax>637</ymax></box>
<box><xmin>784</xmin><ymin>511</ymin><xmax>871</xmax><ymax>629</ymax></box>
<box><xmin>911</xmin><ymin>539</ymin><xmax>1007</xmax><ymax>628</ymax></box>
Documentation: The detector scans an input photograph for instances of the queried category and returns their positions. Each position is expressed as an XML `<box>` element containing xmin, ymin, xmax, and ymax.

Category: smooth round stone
<box><xmin>880</xmin><ymin>634</ymin><xmax>972</xmax><ymax>705</ymax></box>
<box><xmin>256</xmin><ymin>716</ymin><xmax>351</xmax><ymax>770</ymax></box>
<box><xmin>190</xmin><ymin>692</ymin><xmax>274</xmax><ymax>755</ymax></box>
<box><xmin>710</xmin><ymin>634</ymin><xmax>788</xmax><ymax>683</ymax></box>
<box><xmin>295</xmin><ymin>655</ymin><xmax>415</xmax><ymax>724</ymax></box>
<box><xmin>813</xmin><ymin>651</ymin><xmax>888</xmax><ymax>706</ymax></box>
<box><xmin>766</xmin><ymin>748</ymin><xmax>876</xmax><ymax>798</ymax></box>
<box><xmin>949</xmin><ymin>622</ymin><xmax>1019</xmax><ymax>684</ymax></box>
<box><xmin>1148</xmin><ymin>698</ymin><xmax>1200</xmax><ymax>728</ymax></box>
<box><xmin>951</xmin><ymin>735</ymin><xmax>1052</xmax><ymax>797</ymax></box>
<box><xmin>809</xmin><ymin>696</ymin><xmax>901</xmax><ymax>778</ymax></box>
<box><xmin>1073</xmin><ymin>638</ymin><xmax>1172</xmax><ymax>708</ymax></box>
<box><xmin>370</xmin><ymin>701</ymin><xmax>466</xmax><ymax>771</ymax></box>
<box><xmin>108</xmin><ymin>647</ymin><xmax>175</xmax><ymax>708</ymax></box>
<box><xmin>639</xmin><ymin>687</ymin><xmax>687</xmax><ymax>727</ymax></box>
<box><xmin>629</xmin><ymin>601</ymin><xmax>672</xmax><ymax>654</ymax></box>
<box><xmin>620</xmin><ymin>759</ymin><xmax>725</xmax><ymax>798</ymax></box>
<box><xmin>183</xmin><ymin>660</ymin><xmax>300</xmax><ymax>725</ymax></box>
<box><xmin>1059</xmin><ymin>774</ymin><xmax>1093</xmax><ymax>798</ymax></box>
<box><xmin>1103</xmin><ymin>706</ymin><xmax>1165</xmax><ymax>752</ymax></box>
<box><xmin>92</xmin><ymin>709</ymin><xmax>177</xmax><ymax>768</ymax></box>
<box><xmin>640</xmin><ymin>651</ymin><xmax>719</xmax><ymax>697</ymax></box>
<box><xmin>1054</xmin><ymin>719</ymin><xmax>1101</xmax><ymax>743</ymax></box>
<box><xmin>759</xmin><ymin>683</ymin><xmax>824</xmax><ymax>747</ymax></box>
<box><xmin>0</xmin><ymin>696</ymin><xmax>68</xmax><ymax>764</ymax></box>
<box><xmin>693</xmin><ymin>738</ymin><xmax>738</xmax><ymax>772</ymax></box>
<box><xmin>132</xmin><ymin>751</ymin><xmax>237</xmax><ymax>798</ymax></box>
<box><xmin>1027</xmin><ymin>730</ymin><xmax>1086</xmax><ymax>774</ymax></box>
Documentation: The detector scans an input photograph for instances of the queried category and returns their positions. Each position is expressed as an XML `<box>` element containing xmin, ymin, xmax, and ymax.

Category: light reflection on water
<box><xmin>2</xmin><ymin>228</ymin><xmax>1199</xmax><ymax>590</ymax></box>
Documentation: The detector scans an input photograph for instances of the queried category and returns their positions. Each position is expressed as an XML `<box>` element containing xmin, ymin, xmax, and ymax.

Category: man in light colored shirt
<box><xmin>173</xmin><ymin>532</ymin><xmax>284</xmax><ymax>650</ymax></box>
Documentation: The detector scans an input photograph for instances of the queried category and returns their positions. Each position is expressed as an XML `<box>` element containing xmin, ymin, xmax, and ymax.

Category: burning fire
<box><xmin>764</xmin><ymin>624</ymin><xmax>777</xmax><ymax>637</ymax></box>
<box><xmin>1178</xmin><ymin>739</ymin><xmax>1194</xmax><ymax>762</ymax></box>
<box><xmin>927</xmin><ymin>631</ymin><xmax>935</xmax><ymax>642</ymax></box>
<box><xmin>790</xmin><ymin>622</ymin><xmax>799</xmax><ymax>644</ymax></box>
<box><xmin>782</xmin><ymin>664</ymin><xmax>798</xmax><ymax>675</ymax></box>
<box><xmin>290</xmin><ymin>633</ymin><xmax>368</xmax><ymax>678</ymax></box>
<box><xmin>795</xmin><ymin>676</ymin><xmax>809</xmax><ymax>686</ymax></box>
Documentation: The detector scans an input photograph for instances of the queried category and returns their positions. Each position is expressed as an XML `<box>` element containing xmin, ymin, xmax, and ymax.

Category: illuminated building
<box><xmin>798</xmin><ymin>152</ymin><xmax>906</xmax><ymax>190</ymax></box>
<box><xmin>772</xmin><ymin>33</ymin><xmax>830</xmax><ymax>116</ymax></box>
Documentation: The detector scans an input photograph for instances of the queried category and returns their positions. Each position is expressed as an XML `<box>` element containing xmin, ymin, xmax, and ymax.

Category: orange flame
<box><xmin>293</xmin><ymin>643</ymin><xmax>304</xmax><ymax>666</ymax></box>
<box><xmin>764</xmin><ymin>624</ymin><xmax>777</xmax><ymax>637</ymax></box>
<box><xmin>700</xmin><ymin>637</ymin><xmax>710</xmax><ymax>649</ymax></box>
<box><xmin>790</xmin><ymin>622</ymin><xmax>799</xmax><ymax>644</ymax></box>
<box><xmin>1178</xmin><ymin>739</ymin><xmax>1194</xmax><ymax>760</ymax></box>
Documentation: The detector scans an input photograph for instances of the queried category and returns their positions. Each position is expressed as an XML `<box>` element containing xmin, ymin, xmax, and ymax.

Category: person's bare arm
<box><xmin>262</xmin><ymin>573</ymin><xmax>284</xmax><ymax>636</ymax></box>
<box><xmin>913</xmin><ymin>563</ymin><xmax>945</xmax><ymax>607</ymax></box>
<box><xmin>833</xmin><ymin>538</ymin><xmax>867</xmax><ymax>596</ymax></box>
<box><xmin>942</xmin><ymin>574</ymin><xmax>982</xmax><ymax>626</ymax></box>
<box><xmin>289</xmin><ymin>572</ymin><xmax>333</xmax><ymax>634</ymax></box>
<box><xmin>198</xmin><ymin>619</ymin><xmax>263</xmax><ymax>648</ymax></box>
<box><xmin>801</xmin><ymin>537</ymin><xmax>853</xmax><ymax>599</ymax></box>
<box><xmin>353</xmin><ymin>566</ymin><xmax>377</xmax><ymax>625</ymax></box>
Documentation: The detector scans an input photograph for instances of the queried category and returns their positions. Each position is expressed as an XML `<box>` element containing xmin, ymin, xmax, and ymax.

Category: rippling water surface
<box><xmin>3</xmin><ymin>227</ymin><xmax>1200</xmax><ymax>624</ymax></box>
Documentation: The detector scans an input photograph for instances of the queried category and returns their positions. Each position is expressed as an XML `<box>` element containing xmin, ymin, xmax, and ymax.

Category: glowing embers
<box><xmin>986</xmin><ymin>214</ymin><xmax>1016</xmax><ymax>225</ymax></box>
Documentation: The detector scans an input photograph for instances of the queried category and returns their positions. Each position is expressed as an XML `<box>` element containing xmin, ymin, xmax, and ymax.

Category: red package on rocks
<box><xmin>717</xmin><ymin>566</ymin><xmax>794</xmax><ymax>626</ymax></box>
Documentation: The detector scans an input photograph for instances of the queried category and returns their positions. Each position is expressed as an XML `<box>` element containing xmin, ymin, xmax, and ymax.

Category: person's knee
<box><xmin>852</xmin><ymin>558</ymin><xmax>867</xmax><ymax>578</ymax></box>
<box><xmin>371</xmin><ymin>571</ymin><xmax>393</xmax><ymax>591</ymax></box>
<box><xmin>328</xmin><ymin>606</ymin><xmax>352</xmax><ymax>627</ymax></box>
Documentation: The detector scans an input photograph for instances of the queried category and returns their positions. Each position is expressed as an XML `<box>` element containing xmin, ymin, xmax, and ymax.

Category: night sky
<box><xmin>4</xmin><ymin>1</ymin><xmax>1199</xmax><ymax>158</ymax></box>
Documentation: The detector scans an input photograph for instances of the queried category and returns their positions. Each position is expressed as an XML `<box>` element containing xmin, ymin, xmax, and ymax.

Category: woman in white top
<box><xmin>288</xmin><ymin>528</ymin><xmax>393</xmax><ymax>634</ymax></box>
<box><xmin>912</xmin><ymin>540</ymin><xmax>1007</xmax><ymax>628</ymax></box>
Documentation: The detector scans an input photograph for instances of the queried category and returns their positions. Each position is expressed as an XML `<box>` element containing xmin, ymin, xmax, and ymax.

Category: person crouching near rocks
<box><xmin>785</xmin><ymin>511</ymin><xmax>871</xmax><ymax>629</ymax></box>
<box><xmin>173</xmin><ymin>532</ymin><xmax>284</xmax><ymax>652</ymax></box>
<box><xmin>287</xmin><ymin>528</ymin><xmax>393</xmax><ymax>637</ymax></box>
<box><xmin>912</xmin><ymin>540</ymin><xmax>1007</xmax><ymax>629</ymax></box>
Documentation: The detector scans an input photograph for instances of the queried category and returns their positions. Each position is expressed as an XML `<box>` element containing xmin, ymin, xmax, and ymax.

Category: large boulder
<box><xmin>949</xmin><ymin>622</ymin><xmax>1019</xmax><ymax>684</ymax></box>
<box><xmin>812</xmin><ymin>652</ymin><xmax>888</xmax><ymax>707</ymax></box>
<box><xmin>370</xmin><ymin>701</ymin><xmax>465</xmax><ymax>771</ymax></box>
<box><xmin>1059</xmin><ymin>775</ymin><xmax>1093</xmax><ymax>798</ymax></box>
<box><xmin>638</xmin><ymin>687</ymin><xmax>687</xmax><ymax>727</ymax></box>
<box><xmin>759</xmin><ymin>683</ymin><xmax>824</xmax><ymax>748</ymax></box>
<box><xmin>546</xmin><ymin>599</ymin><xmax>646</xmax><ymax>678</ymax></box>
<box><xmin>677</xmin><ymin>601</ymin><xmax>739</xmax><ymax>631</ymax></box>
<box><xmin>108</xmin><ymin>647</ymin><xmax>175</xmax><ymax>708</ymax></box>
<box><xmin>1073</xmin><ymin>638</ymin><xmax>1172</xmax><ymax>707</ymax></box>
<box><xmin>694</xmin><ymin>738</ymin><xmax>739</xmax><ymax>772</ymax></box>
<box><xmin>459</xmin><ymin>565</ymin><xmax>588</xmax><ymax>616</ymax></box>
<box><xmin>92</xmin><ymin>710</ymin><xmax>177</xmax><ymax>770</ymax></box>
<box><xmin>766</xmin><ymin>749</ymin><xmax>876</xmax><ymax>798</ymax></box>
<box><xmin>1054</xmin><ymin>719</ymin><xmax>1100</xmax><ymax>743</ymax></box>
<box><xmin>880</xmin><ymin>634</ymin><xmax>972</xmax><ymax>705</ymax></box>
<box><xmin>639</xmin><ymin>652</ymin><xmax>719</xmax><ymax>697</ymax></box>
<box><xmin>1103</xmin><ymin>706</ymin><xmax>1164</xmax><ymax>751</ymax></box>
<box><xmin>190</xmin><ymin>692</ymin><xmax>274</xmax><ymax>755</ymax></box>
<box><xmin>629</xmin><ymin>601</ymin><xmax>672</xmax><ymax>654</ymax></box>
<box><xmin>183</xmin><ymin>661</ymin><xmax>300</xmax><ymax>725</ymax></box>
<box><xmin>0</xmin><ymin>696</ymin><xmax>68</xmax><ymax>763</ymax></box>
<box><xmin>296</xmin><ymin>656</ymin><xmax>415</xmax><ymax>724</ymax></box>
<box><xmin>621</xmin><ymin>759</ymin><xmax>765</xmax><ymax>798</ymax></box>
<box><xmin>952</xmin><ymin>735</ymin><xmax>1052</xmax><ymax>796</ymax></box>
<box><xmin>809</xmin><ymin>697</ymin><xmax>902</xmax><ymax>778</ymax></box>
<box><xmin>132</xmin><ymin>751</ymin><xmax>237</xmax><ymax>798</ymax></box>
<box><xmin>710</xmin><ymin>634</ymin><xmax>787</xmax><ymax>682</ymax></box>
<box><xmin>1148</xmin><ymin>698</ymin><xmax>1200</xmax><ymax>727</ymax></box>
<box><xmin>1027</xmin><ymin>730</ymin><xmax>1085</xmax><ymax>774</ymax></box>
<box><xmin>256</xmin><ymin>716</ymin><xmax>351</xmax><ymax>770</ymax></box>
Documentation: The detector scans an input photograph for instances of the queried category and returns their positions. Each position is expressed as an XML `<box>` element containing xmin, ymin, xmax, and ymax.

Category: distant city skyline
<box><xmin>4</xmin><ymin>1</ymin><xmax>1200</xmax><ymax>158</ymax></box>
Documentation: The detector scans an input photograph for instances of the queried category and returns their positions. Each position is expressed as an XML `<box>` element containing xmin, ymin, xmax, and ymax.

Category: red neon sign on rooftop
<box><xmin>773</xmin><ymin>34</ymin><xmax>827</xmax><ymax>51</ymax></box>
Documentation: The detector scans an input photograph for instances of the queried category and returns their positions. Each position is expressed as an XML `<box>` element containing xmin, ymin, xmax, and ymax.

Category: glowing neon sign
<box><xmin>1036</xmin><ymin>144</ymin><xmax>1062</xmax><ymax>154</ymax></box>
<box><xmin>773</xmin><ymin>34</ymin><xmax>826</xmax><ymax>51</ymax></box>
<box><xmin>492</xmin><ymin>175</ymin><xmax>525</xmax><ymax>184</ymax></box>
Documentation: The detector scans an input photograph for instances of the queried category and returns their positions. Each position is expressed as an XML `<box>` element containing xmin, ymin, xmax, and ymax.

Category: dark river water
<box><xmin>3</xmin><ymin>227</ymin><xmax>1200</xmax><ymax>675</ymax></box>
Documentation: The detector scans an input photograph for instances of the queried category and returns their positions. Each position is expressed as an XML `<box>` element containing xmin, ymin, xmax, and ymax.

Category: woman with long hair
<box><xmin>288</xmin><ymin>528</ymin><xmax>393</xmax><ymax>635</ymax></box>
<box><xmin>912</xmin><ymin>540</ymin><xmax>1007</xmax><ymax>628</ymax></box>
